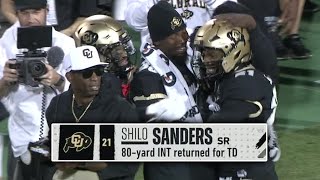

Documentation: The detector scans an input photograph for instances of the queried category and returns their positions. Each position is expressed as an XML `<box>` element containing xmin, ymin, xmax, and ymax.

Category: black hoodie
<box><xmin>45</xmin><ymin>79</ymin><xmax>140</xmax><ymax>179</ymax></box>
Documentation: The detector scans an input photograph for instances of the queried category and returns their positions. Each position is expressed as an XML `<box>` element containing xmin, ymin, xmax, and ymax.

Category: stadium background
<box><xmin>1</xmin><ymin>0</ymin><xmax>320</xmax><ymax>179</ymax></box>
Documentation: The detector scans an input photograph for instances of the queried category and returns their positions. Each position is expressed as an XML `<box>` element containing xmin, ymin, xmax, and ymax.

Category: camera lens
<box><xmin>28</xmin><ymin>61</ymin><xmax>47</xmax><ymax>77</ymax></box>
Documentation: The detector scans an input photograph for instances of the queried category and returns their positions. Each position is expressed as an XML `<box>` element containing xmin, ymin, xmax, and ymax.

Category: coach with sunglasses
<box><xmin>45</xmin><ymin>45</ymin><xmax>140</xmax><ymax>180</ymax></box>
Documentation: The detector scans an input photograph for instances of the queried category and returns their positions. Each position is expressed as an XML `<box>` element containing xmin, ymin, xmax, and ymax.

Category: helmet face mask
<box><xmin>96</xmin><ymin>43</ymin><xmax>135</xmax><ymax>79</ymax></box>
<box><xmin>202</xmin><ymin>48</ymin><xmax>224</xmax><ymax>78</ymax></box>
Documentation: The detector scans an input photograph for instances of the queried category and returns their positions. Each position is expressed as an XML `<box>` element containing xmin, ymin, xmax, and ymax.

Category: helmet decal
<box><xmin>80</xmin><ymin>30</ymin><xmax>99</xmax><ymax>45</ymax></box>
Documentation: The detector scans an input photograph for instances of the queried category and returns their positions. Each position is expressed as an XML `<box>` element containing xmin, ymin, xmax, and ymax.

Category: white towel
<box><xmin>142</xmin><ymin>46</ymin><xmax>202</xmax><ymax>123</ymax></box>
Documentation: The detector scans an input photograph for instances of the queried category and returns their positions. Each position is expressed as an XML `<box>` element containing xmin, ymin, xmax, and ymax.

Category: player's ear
<box><xmin>66</xmin><ymin>72</ymin><xmax>72</xmax><ymax>82</ymax></box>
<box><xmin>153</xmin><ymin>41</ymin><xmax>160</xmax><ymax>47</ymax></box>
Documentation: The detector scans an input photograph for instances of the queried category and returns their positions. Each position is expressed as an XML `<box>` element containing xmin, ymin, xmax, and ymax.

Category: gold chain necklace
<box><xmin>71</xmin><ymin>94</ymin><xmax>94</xmax><ymax>122</ymax></box>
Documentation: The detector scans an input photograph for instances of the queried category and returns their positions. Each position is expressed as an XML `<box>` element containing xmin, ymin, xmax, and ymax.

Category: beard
<box><xmin>170</xmin><ymin>52</ymin><xmax>188</xmax><ymax>66</ymax></box>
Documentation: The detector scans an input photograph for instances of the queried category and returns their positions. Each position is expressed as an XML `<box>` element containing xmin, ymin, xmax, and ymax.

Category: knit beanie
<box><xmin>15</xmin><ymin>0</ymin><xmax>47</xmax><ymax>10</ymax></box>
<box><xmin>147</xmin><ymin>1</ymin><xmax>186</xmax><ymax>42</ymax></box>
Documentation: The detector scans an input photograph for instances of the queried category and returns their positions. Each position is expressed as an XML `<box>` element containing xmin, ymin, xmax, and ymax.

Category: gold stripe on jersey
<box><xmin>133</xmin><ymin>93</ymin><xmax>168</xmax><ymax>101</ymax></box>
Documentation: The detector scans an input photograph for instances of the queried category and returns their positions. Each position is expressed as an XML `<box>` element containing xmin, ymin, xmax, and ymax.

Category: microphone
<box><xmin>47</xmin><ymin>46</ymin><xmax>64</xmax><ymax>68</ymax></box>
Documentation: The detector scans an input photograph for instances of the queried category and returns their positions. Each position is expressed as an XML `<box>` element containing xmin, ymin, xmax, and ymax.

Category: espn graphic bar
<box><xmin>51</xmin><ymin>123</ymin><xmax>267</xmax><ymax>162</ymax></box>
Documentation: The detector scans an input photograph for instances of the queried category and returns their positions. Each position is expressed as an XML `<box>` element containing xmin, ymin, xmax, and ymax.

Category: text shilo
<box><xmin>122</xmin><ymin>127</ymin><xmax>148</xmax><ymax>140</ymax></box>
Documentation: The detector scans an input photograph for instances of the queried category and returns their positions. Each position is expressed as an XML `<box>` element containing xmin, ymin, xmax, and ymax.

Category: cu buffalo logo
<box><xmin>81</xmin><ymin>30</ymin><xmax>98</xmax><ymax>45</ymax></box>
<box><xmin>83</xmin><ymin>48</ymin><xmax>93</xmax><ymax>58</ymax></box>
<box><xmin>227</xmin><ymin>29</ymin><xmax>243</xmax><ymax>44</ymax></box>
<box><xmin>63</xmin><ymin>132</ymin><xmax>92</xmax><ymax>153</ymax></box>
<box><xmin>181</xmin><ymin>10</ymin><xmax>194</xmax><ymax>19</ymax></box>
<box><xmin>171</xmin><ymin>17</ymin><xmax>183</xmax><ymax>30</ymax></box>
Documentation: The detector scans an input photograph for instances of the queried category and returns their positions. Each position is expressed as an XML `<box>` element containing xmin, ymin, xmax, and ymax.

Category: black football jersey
<box><xmin>208</xmin><ymin>67</ymin><xmax>277</xmax><ymax>123</ymax></box>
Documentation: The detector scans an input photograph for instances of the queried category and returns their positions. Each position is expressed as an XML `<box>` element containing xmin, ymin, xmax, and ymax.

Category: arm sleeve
<box><xmin>208</xmin><ymin>99</ymin><xmax>259</xmax><ymax>123</ymax></box>
<box><xmin>129</xmin><ymin>70</ymin><xmax>167</xmax><ymax>121</ymax></box>
<box><xmin>125</xmin><ymin>0</ymin><xmax>156</xmax><ymax>31</ymax></box>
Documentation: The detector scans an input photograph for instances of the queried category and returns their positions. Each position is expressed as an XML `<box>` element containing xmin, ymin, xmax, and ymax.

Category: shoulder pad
<box><xmin>139</xmin><ymin>59</ymin><xmax>157</xmax><ymax>73</ymax></box>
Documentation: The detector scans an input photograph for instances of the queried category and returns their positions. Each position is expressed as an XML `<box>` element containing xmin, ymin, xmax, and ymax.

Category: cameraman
<box><xmin>0</xmin><ymin>0</ymin><xmax>75</xmax><ymax>179</ymax></box>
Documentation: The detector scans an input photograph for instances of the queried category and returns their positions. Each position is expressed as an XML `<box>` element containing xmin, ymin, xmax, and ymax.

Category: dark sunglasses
<box><xmin>73</xmin><ymin>66</ymin><xmax>104</xmax><ymax>79</ymax></box>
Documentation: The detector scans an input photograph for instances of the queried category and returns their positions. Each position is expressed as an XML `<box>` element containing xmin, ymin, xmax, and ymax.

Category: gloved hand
<box><xmin>268</xmin><ymin>125</ymin><xmax>281</xmax><ymax>162</ymax></box>
<box><xmin>146</xmin><ymin>95</ymin><xmax>188</xmax><ymax>122</ymax></box>
<box><xmin>206</xmin><ymin>96</ymin><xmax>220</xmax><ymax>113</ymax></box>
<box><xmin>269</xmin><ymin>146</ymin><xmax>281</xmax><ymax>162</ymax></box>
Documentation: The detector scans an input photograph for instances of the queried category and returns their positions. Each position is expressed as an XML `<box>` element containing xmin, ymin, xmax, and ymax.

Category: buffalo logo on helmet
<box><xmin>171</xmin><ymin>17</ymin><xmax>183</xmax><ymax>30</ymax></box>
<box><xmin>81</xmin><ymin>30</ymin><xmax>99</xmax><ymax>45</ymax></box>
<box><xmin>63</xmin><ymin>132</ymin><xmax>92</xmax><ymax>153</ymax></box>
<box><xmin>227</xmin><ymin>29</ymin><xmax>244</xmax><ymax>45</ymax></box>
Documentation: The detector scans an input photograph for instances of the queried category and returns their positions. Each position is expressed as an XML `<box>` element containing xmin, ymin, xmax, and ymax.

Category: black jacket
<box><xmin>46</xmin><ymin>85</ymin><xmax>139</xmax><ymax>179</ymax></box>
<box><xmin>46</xmin><ymin>89</ymin><xmax>138</xmax><ymax>124</ymax></box>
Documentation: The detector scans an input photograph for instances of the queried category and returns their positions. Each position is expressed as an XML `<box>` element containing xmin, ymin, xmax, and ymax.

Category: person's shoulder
<box><xmin>0</xmin><ymin>22</ymin><xmax>18</xmax><ymax>42</ymax></box>
<box><xmin>225</xmin><ymin>68</ymin><xmax>263</xmax><ymax>87</ymax></box>
<box><xmin>52</xmin><ymin>29</ymin><xmax>75</xmax><ymax>45</ymax></box>
<box><xmin>131</xmin><ymin>67</ymin><xmax>161</xmax><ymax>87</ymax></box>
<box><xmin>135</xmin><ymin>60</ymin><xmax>159</xmax><ymax>77</ymax></box>
<box><xmin>223</xmin><ymin>68</ymin><xmax>272</xmax><ymax>99</ymax></box>
<box><xmin>100</xmin><ymin>73</ymin><xmax>122</xmax><ymax>96</ymax></box>
<box><xmin>51</xmin><ymin>90</ymin><xmax>71</xmax><ymax>103</ymax></box>
<box><xmin>101</xmin><ymin>93</ymin><xmax>134</xmax><ymax>111</ymax></box>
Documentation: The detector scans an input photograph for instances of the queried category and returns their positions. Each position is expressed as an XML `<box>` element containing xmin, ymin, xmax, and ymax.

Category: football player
<box><xmin>192</xmin><ymin>19</ymin><xmax>279</xmax><ymax>180</ymax></box>
<box><xmin>74</xmin><ymin>15</ymin><xmax>137</xmax><ymax>97</ymax></box>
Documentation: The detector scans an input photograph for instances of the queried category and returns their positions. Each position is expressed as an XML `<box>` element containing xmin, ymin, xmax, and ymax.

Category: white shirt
<box><xmin>0</xmin><ymin>22</ymin><xmax>75</xmax><ymax>157</ymax></box>
<box><xmin>47</xmin><ymin>0</ymin><xmax>58</xmax><ymax>25</ymax></box>
<box><xmin>125</xmin><ymin>0</ymin><xmax>237</xmax><ymax>52</ymax></box>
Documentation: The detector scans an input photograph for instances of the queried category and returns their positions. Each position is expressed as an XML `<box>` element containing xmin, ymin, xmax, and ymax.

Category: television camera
<box><xmin>9</xmin><ymin>26</ymin><xmax>52</xmax><ymax>87</ymax></box>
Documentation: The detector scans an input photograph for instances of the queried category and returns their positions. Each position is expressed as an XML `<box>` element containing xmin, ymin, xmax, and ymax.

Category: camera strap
<box><xmin>39</xmin><ymin>86</ymin><xmax>47</xmax><ymax>139</ymax></box>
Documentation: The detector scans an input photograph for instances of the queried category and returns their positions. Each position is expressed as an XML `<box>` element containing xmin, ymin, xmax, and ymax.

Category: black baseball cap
<box><xmin>15</xmin><ymin>0</ymin><xmax>47</xmax><ymax>11</ymax></box>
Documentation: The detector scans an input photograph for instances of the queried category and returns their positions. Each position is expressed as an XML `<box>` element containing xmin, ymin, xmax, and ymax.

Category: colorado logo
<box><xmin>181</xmin><ymin>10</ymin><xmax>194</xmax><ymax>19</ymax></box>
<box><xmin>171</xmin><ymin>17</ymin><xmax>183</xmax><ymax>30</ymax></box>
<box><xmin>63</xmin><ymin>132</ymin><xmax>92</xmax><ymax>153</ymax></box>
<box><xmin>227</xmin><ymin>29</ymin><xmax>243</xmax><ymax>44</ymax></box>
<box><xmin>81</xmin><ymin>30</ymin><xmax>98</xmax><ymax>45</ymax></box>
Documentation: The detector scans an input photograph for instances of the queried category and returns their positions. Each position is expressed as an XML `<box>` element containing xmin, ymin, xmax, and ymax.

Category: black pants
<box><xmin>144</xmin><ymin>162</ymin><xmax>217</xmax><ymax>180</ymax></box>
<box><xmin>9</xmin><ymin>150</ymin><xmax>54</xmax><ymax>180</ymax></box>
<box><xmin>7</xmin><ymin>143</ymin><xmax>17</xmax><ymax>180</ymax></box>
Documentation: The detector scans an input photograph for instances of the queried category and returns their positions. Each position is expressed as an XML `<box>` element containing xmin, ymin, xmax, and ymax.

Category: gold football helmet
<box><xmin>74</xmin><ymin>15</ymin><xmax>135</xmax><ymax>55</ymax></box>
<box><xmin>74</xmin><ymin>15</ymin><xmax>136</xmax><ymax>79</ymax></box>
<box><xmin>192</xmin><ymin>19</ymin><xmax>251</xmax><ymax>80</ymax></box>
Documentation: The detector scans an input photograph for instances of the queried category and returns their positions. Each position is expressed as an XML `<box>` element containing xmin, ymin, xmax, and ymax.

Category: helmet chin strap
<box><xmin>234</xmin><ymin>61</ymin><xmax>253</xmax><ymax>72</ymax></box>
<box><xmin>116</xmin><ymin>62</ymin><xmax>133</xmax><ymax>75</ymax></box>
<box><xmin>204</xmin><ymin>73</ymin><xmax>224</xmax><ymax>89</ymax></box>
